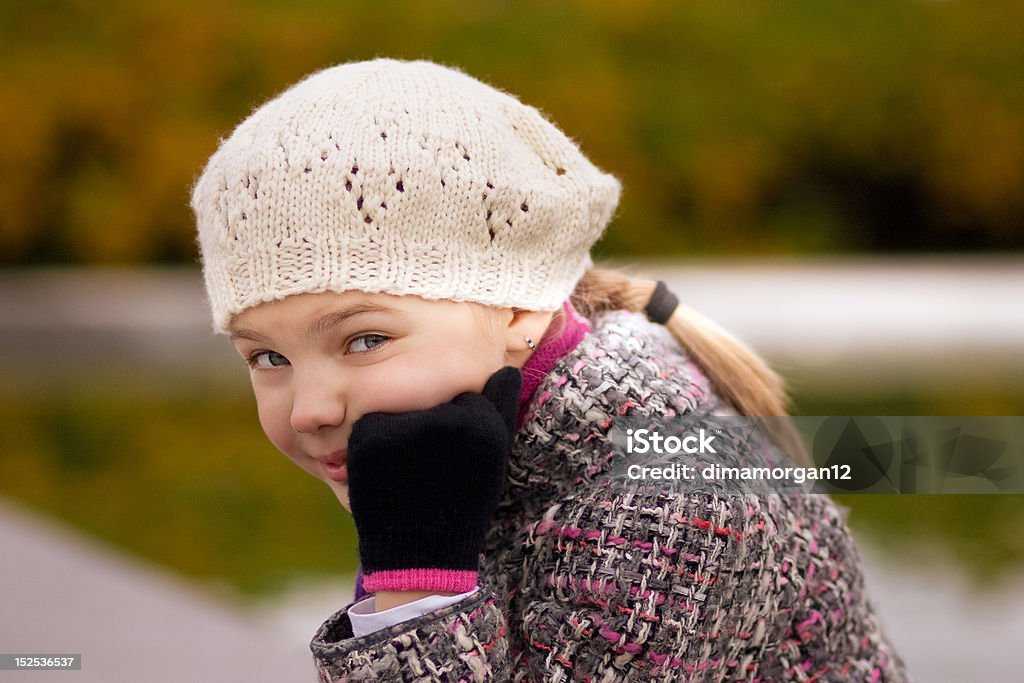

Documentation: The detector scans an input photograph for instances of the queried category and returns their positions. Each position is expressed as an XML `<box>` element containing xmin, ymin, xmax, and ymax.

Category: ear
<box><xmin>502</xmin><ymin>308</ymin><xmax>557</xmax><ymax>354</ymax></box>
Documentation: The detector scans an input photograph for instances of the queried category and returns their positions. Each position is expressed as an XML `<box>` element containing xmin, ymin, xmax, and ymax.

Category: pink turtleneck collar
<box><xmin>515</xmin><ymin>299</ymin><xmax>591</xmax><ymax>429</ymax></box>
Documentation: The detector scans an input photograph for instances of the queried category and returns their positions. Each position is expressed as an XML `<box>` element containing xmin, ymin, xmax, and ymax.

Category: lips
<box><xmin>318</xmin><ymin>450</ymin><xmax>348</xmax><ymax>483</ymax></box>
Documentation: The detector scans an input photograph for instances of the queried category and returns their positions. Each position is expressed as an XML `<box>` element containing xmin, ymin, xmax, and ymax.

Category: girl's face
<box><xmin>228</xmin><ymin>291</ymin><xmax>533</xmax><ymax>511</ymax></box>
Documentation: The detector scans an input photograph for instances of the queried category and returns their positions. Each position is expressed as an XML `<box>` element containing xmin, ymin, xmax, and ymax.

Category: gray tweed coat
<box><xmin>310</xmin><ymin>310</ymin><xmax>911</xmax><ymax>682</ymax></box>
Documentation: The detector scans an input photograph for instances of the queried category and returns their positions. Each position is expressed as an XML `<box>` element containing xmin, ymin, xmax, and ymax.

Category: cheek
<box><xmin>254</xmin><ymin>389</ymin><xmax>297</xmax><ymax>457</ymax></box>
<box><xmin>360</xmin><ymin>338</ymin><xmax>502</xmax><ymax>413</ymax></box>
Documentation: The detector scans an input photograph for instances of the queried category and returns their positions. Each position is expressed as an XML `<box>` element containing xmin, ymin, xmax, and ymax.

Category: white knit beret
<box><xmin>192</xmin><ymin>58</ymin><xmax>621</xmax><ymax>333</ymax></box>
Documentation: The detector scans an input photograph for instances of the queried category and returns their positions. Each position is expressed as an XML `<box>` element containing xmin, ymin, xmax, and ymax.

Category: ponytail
<box><xmin>570</xmin><ymin>268</ymin><xmax>810</xmax><ymax>466</ymax></box>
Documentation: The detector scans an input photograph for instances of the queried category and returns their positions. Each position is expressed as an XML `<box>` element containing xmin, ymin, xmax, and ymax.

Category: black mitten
<box><xmin>346</xmin><ymin>366</ymin><xmax>522</xmax><ymax>593</ymax></box>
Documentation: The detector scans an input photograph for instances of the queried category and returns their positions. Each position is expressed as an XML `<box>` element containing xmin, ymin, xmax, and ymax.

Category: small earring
<box><xmin>524</xmin><ymin>336</ymin><xmax>537</xmax><ymax>351</ymax></box>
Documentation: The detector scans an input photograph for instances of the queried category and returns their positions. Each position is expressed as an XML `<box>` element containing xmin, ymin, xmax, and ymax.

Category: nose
<box><xmin>290</xmin><ymin>367</ymin><xmax>347</xmax><ymax>434</ymax></box>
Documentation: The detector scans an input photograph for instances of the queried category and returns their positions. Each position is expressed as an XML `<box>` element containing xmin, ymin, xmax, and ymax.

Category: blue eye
<box><xmin>250</xmin><ymin>350</ymin><xmax>290</xmax><ymax>369</ymax></box>
<box><xmin>348</xmin><ymin>334</ymin><xmax>389</xmax><ymax>354</ymax></box>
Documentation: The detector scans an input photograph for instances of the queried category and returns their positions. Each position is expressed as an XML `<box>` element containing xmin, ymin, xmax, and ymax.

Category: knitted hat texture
<box><xmin>191</xmin><ymin>58</ymin><xmax>621</xmax><ymax>333</ymax></box>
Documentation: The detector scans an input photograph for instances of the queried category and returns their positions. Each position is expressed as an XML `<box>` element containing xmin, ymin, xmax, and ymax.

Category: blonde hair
<box><xmin>569</xmin><ymin>268</ymin><xmax>811</xmax><ymax>466</ymax></box>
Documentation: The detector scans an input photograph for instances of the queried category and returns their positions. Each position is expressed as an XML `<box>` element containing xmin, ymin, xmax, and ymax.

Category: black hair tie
<box><xmin>644</xmin><ymin>280</ymin><xmax>679</xmax><ymax>324</ymax></box>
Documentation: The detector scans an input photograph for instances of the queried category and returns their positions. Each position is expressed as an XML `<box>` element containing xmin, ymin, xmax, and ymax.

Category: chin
<box><xmin>325</xmin><ymin>480</ymin><xmax>351</xmax><ymax>511</ymax></box>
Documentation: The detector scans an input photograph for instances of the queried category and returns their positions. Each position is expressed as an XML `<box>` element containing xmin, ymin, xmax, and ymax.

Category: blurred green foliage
<box><xmin>1</xmin><ymin>384</ymin><xmax>1022</xmax><ymax>597</ymax></box>
<box><xmin>1</xmin><ymin>0</ymin><xmax>1023</xmax><ymax>265</ymax></box>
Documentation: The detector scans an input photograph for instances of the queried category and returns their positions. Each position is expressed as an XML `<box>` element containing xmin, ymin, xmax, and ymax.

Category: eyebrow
<box><xmin>229</xmin><ymin>302</ymin><xmax>396</xmax><ymax>345</ymax></box>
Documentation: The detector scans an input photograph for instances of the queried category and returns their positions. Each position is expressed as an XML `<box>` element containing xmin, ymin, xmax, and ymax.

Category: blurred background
<box><xmin>1</xmin><ymin>1</ymin><xmax>1022</xmax><ymax>680</ymax></box>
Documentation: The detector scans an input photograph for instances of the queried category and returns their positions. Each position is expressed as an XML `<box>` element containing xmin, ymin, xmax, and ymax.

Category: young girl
<box><xmin>192</xmin><ymin>58</ymin><xmax>909</xmax><ymax>682</ymax></box>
